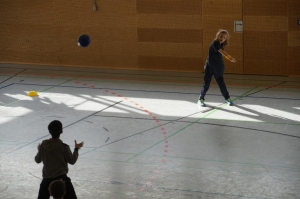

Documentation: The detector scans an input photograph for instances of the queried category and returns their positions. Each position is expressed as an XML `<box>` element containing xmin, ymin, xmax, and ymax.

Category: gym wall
<box><xmin>0</xmin><ymin>0</ymin><xmax>299</xmax><ymax>76</ymax></box>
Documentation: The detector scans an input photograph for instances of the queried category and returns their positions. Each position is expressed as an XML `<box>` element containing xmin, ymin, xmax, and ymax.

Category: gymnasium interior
<box><xmin>0</xmin><ymin>1</ymin><xmax>299</xmax><ymax>198</ymax></box>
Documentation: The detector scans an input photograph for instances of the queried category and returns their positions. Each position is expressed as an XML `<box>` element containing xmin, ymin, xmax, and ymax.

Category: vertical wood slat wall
<box><xmin>287</xmin><ymin>0</ymin><xmax>300</xmax><ymax>76</ymax></box>
<box><xmin>0</xmin><ymin>0</ymin><xmax>299</xmax><ymax>76</ymax></box>
<box><xmin>244</xmin><ymin>0</ymin><xmax>288</xmax><ymax>76</ymax></box>
<box><xmin>137</xmin><ymin>0</ymin><xmax>202</xmax><ymax>71</ymax></box>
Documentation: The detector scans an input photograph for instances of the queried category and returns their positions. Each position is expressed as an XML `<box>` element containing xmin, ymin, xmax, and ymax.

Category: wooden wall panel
<box><xmin>243</xmin><ymin>0</ymin><xmax>288</xmax><ymax>16</ymax></box>
<box><xmin>288</xmin><ymin>17</ymin><xmax>300</xmax><ymax>31</ymax></box>
<box><xmin>138</xmin><ymin>43</ymin><xmax>202</xmax><ymax>58</ymax></box>
<box><xmin>288</xmin><ymin>1</ymin><xmax>300</xmax><ymax>76</ymax></box>
<box><xmin>288</xmin><ymin>0</ymin><xmax>300</xmax><ymax>16</ymax></box>
<box><xmin>136</xmin><ymin>0</ymin><xmax>202</xmax><ymax>71</ymax></box>
<box><xmin>244</xmin><ymin>61</ymin><xmax>288</xmax><ymax>76</ymax></box>
<box><xmin>137</xmin><ymin>0</ymin><xmax>201</xmax><ymax>15</ymax></box>
<box><xmin>288</xmin><ymin>62</ymin><xmax>300</xmax><ymax>77</ymax></box>
<box><xmin>137</xmin><ymin>28</ymin><xmax>202</xmax><ymax>43</ymax></box>
<box><xmin>0</xmin><ymin>51</ymin><xmax>59</xmax><ymax>65</ymax></box>
<box><xmin>0</xmin><ymin>1</ymin><xmax>55</xmax><ymax>25</ymax></box>
<box><xmin>90</xmin><ymin>0</ymin><xmax>136</xmax><ymax>13</ymax></box>
<box><xmin>244</xmin><ymin>31</ymin><xmax>288</xmax><ymax>47</ymax></box>
<box><xmin>1</xmin><ymin>24</ymin><xmax>58</xmax><ymax>52</ymax></box>
<box><xmin>0</xmin><ymin>0</ymin><xmax>138</xmax><ymax>69</ymax></box>
<box><xmin>244</xmin><ymin>47</ymin><xmax>287</xmax><ymax>60</ymax></box>
<box><xmin>288</xmin><ymin>31</ymin><xmax>300</xmax><ymax>47</ymax></box>
<box><xmin>1</xmin><ymin>0</ymin><xmax>299</xmax><ymax>75</ymax></box>
<box><xmin>57</xmin><ymin>26</ymin><xmax>137</xmax><ymax>42</ymax></box>
<box><xmin>243</xmin><ymin>16</ymin><xmax>288</xmax><ymax>31</ymax></box>
<box><xmin>288</xmin><ymin>47</ymin><xmax>300</xmax><ymax>61</ymax></box>
<box><xmin>58</xmin><ymin>54</ymin><xmax>138</xmax><ymax>69</ymax></box>
<box><xmin>56</xmin><ymin>13</ymin><xmax>137</xmax><ymax>27</ymax></box>
<box><xmin>54</xmin><ymin>0</ymin><xmax>136</xmax><ymax>14</ymax></box>
<box><xmin>202</xmin><ymin>0</ymin><xmax>242</xmax><ymax>16</ymax></box>
<box><xmin>137</xmin><ymin>15</ymin><xmax>202</xmax><ymax>29</ymax></box>
<box><xmin>139</xmin><ymin>56</ymin><xmax>201</xmax><ymax>71</ymax></box>
<box><xmin>243</xmin><ymin>0</ymin><xmax>289</xmax><ymax>76</ymax></box>
<box><xmin>59</xmin><ymin>41</ymin><xmax>138</xmax><ymax>55</ymax></box>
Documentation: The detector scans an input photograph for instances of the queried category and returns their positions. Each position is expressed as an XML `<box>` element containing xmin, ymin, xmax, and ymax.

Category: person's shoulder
<box><xmin>62</xmin><ymin>142</ymin><xmax>70</xmax><ymax>148</ymax></box>
<box><xmin>209</xmin><ymin>40</ymin><xmax>216</xmax><ymax>46</ymax></box>
<box><xmin>212</xmin><ymin>40</ymin><xmax>220</xmax><ymax>46</ymax></box>
<box><xmin>41</xmin><ymin>139</ymin><xmax>50</xmax><ymax>144</ymax></box>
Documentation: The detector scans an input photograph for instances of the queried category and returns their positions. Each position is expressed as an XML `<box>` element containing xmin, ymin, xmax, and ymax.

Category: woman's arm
<box><xmin>218</xmin><ymin>49</ymin><xmax>236</xmax><ymax>63</ymax></box>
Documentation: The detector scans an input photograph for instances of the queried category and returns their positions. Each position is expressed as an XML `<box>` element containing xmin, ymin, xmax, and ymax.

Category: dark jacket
<box><xmin>35</xmin><ymin>139</ymin><xmax>78</xmax><ymax>179</ymax></box>
<box><xmin>206</xmin><ymin>40</ymin><xmax>225</xmax><ymax>76</ymax></box>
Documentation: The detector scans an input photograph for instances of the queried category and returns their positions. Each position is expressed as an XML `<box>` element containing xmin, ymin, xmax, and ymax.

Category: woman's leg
<box><xmin>199</xmin><ymin>66</ymin><xmax>213</xmax><ymax>100</ymax></box>
<box><xmin>214</xmin><ymin>75</ymin><xmax>230</xmax><ymax>100</ymax></box>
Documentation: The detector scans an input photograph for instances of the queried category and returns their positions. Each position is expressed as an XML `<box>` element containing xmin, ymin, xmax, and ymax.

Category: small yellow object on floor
<box><xmin>27</xmin><ymin>91</ymin><xmax>38</xmax><ymax>97</ymax></box>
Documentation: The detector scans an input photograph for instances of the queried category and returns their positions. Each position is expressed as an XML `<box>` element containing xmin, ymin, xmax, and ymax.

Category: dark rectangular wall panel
<box><xmin>136</xmin><ymin>0</ymin><xmax>202</xmax><ymax>71</ymax></box>
<box><xmin>243</xmin><ymin>0</ymin><xmax>291</xmax><ymax>76</ymax></box>
<box><xmin>138</xmin><ymin>43</ymin><xmax>202</xmax><ymax>58</ymax></box>
<box><xmin>137</xmin><ymin>0</ymin><xmax>201</xmax><ymax>15</ymax></box>
<box><xmin>243</xmin><ymin>0</ymin><xmax>288</xmax><ymax>16</ymax></box>
<box><xmin>244</xmin><ymin>61</ymin><xmax>288</xmax><ymax>76</ymax></box>
<box><xmin>137</xmin><ymin>15</ymin><xmax>202</xmax><ymax>29</ymax></box>
<box><xmin>139</xmin><ymin>56</ymin><xmax>201</xmax><ymax>71</ymax></box>
<box><xmin>243</xmin><ymin>16</ymin><xmax>288</xmax><ymax>31</ymax></box>
<box><xmin>288</xmin><ymin>31</ymin><xmax>300</xmax><ymax>47</ymax></box>
<box><xmin>287</xmin><ymin>0</ymin><xmax>300</xmax><ymax>76</ymax></box>
<box><xmin>137</xmin><ymin>28</ymin><xmax>202</xmax><ymax>43</ymax></box>
<box><xmin>244</xmin><ymin>31</ymin><xmax>288</xmax><ymax>48</ymax></box>
<box><xmin>288</xmin><ymin>0</ymin><xmax>300</xmax><ymax>16</ymax></box>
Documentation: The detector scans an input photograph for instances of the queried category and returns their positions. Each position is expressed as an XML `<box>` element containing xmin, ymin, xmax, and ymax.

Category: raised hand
<box><xmin>75</xmin><ymin>140</ymin><xmax>84</xmax><ymax>149</ymax></box>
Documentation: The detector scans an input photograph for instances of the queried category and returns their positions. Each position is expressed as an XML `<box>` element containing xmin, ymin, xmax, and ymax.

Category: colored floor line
<box><xmin>126</xmin><ymin>87</ymin><xmax>258</xmax><ymax>161</ymax></box>
<box><xmin>12</xmin><ymin>83</ymin><xmax>300</xmax><ymax>101</ymax></box>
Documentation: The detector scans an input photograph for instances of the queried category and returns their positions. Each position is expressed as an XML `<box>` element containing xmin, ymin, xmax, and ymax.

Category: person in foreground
<box><xmin>35</xmin><ymin>120</ymin><xmax>84</xmax><ymax>199</ymax></box>
<box><xmin>198</xmin><ymin>29</ymin><xmax>236</xmax><ymax>107</ymax></box>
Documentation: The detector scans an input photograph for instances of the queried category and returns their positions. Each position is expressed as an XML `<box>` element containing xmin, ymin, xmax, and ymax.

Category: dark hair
<box><xmin>48</xmin><ymin>120</ymin><xmax>62</xmax><ymax>138</ymax></box>
<box><xmin>214</xmin><ymin>29</ymin><xmax>230</xmax><ymax>47</ymax></box>
<box><xmin>49</xmin><ymin>180</ymin><xmax>66</xmax><ymax>198</ymax></box>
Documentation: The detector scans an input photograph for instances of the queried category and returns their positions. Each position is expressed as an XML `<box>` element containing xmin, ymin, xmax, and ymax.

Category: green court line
<box><xmin>0</xmin><ymin>77</ymin><xmax>78</xmax><ymax>107</ymax></box>
<box><xmin>126</xmin><ymin>87</ymin><xmax>258</xmax><ymax>162</ymax></box>
<box><xmin>39</xmin><ymin>77</ymin><xmax>77</xmax><ymax>92</ymax></box>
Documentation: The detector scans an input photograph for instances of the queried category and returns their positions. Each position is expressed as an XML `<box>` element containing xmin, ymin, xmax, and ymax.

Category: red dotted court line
<box><xmin>74</xmin><ymin>81</ymin><xmax>168</xmax><ymax>194</ymax></box>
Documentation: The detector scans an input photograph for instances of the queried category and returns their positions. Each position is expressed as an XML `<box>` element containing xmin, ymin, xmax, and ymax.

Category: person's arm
<box><xmin>218</xmin><ymin>49</ymin><xmax>236</xmax><ymax>63</ymax></box>
<box><xmin>35</xmin><ymin>143</ymin><xmax>42</xmax><ymax>163</ymax></box>
<box><xmin>64</xmin><ymin>140</ymin><xmax>84</xmax><ymax>165</ymax></box>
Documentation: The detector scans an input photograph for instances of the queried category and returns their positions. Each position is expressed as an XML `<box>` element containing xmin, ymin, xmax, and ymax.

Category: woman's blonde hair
<box><xmin>214</xmin><ymin>29</ymin><xmax>230</xmax><ymax>47</ymax></box>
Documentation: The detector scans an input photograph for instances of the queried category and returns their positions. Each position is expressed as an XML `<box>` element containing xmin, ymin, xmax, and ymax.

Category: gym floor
<box><xmin>0</xmin><ymin>63</ymin><xmax>300</xmax><ymax>199</ymax></box>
